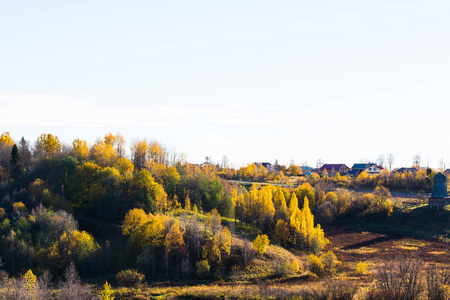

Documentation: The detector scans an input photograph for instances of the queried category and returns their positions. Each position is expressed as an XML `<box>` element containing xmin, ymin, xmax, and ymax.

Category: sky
<box><xmin>1</xmin><ymin>0</ymin><xmax>450</xmax><ymax>169</ymax></box>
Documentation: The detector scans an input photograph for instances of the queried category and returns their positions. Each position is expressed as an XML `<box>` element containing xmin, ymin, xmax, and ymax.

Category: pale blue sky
<box><xmin>1</xmin><ymin>1</ymin><xmax>450</xmax><ymax>168</ymax></box>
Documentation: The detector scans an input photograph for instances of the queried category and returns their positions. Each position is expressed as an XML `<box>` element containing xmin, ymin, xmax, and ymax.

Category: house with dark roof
<box><xmin>319</xmin><ymin>164</ymin><xmax>350</xmax><ymax>175</ymax></box>
<box><xmin>349</xmin><ymin>163</ymin><xmax>376</xmax><ymax>176</ymax></box>
<box><xmin>254</xmin><ymin>162</ymin><xmax>272</xmax><ymax>171</ymax></box>
<box><xmin>394</xmin><ymin>167</ymin><xmax>418</xmax><ymax>174</ymax></box>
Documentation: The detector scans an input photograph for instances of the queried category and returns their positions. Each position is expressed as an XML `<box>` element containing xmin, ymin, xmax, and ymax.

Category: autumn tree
<box><xmin>293</xmin><ymin>183</ymin><xmax>316</xmax><ymax>210</ymax></box>
<box><xmin>252</xmin><ymin>234</ymin><xmax>269</xmax><ymax>255</ymax></box>
<box><xmin>23</xmin><ymin>269</ymin><xmax>38</xmax><ymax>299</ymax></box>
<box><xmin>0</xmin><ymin>132</ymin><xmax>14</xmax><ymax>146</ymax></box>
<box><xmin>72</xmin><ymin>139</ymin><xmax>90</xmax><ymax>159</ymax></box>
<box><xmin>122</xmin><ymin>208</ymin><xmax>150</xmax><ymax>236</ymax></box>
<box><xmin>131</xmin><ymin>170</ymin><xmax>166</xmax><ymax>212</ymax></box>
<box><xmin>200</xmin><ymin>240</ymin><xmax>219</xmax><ymax>268</ymax></box>
<box><xmin>131</xmin><ymin>140</ymin><xmax>149</xmax><ymax>171</ymax></box>
<box><xmin>130</xmin><ymin>214</ymin><xmax>165</xmax><ymax>276</ymax></box>
<box><xmin>288</xmin><ymin>165</ymin><xmax>302</xmax><ymax>176</ymax></box>
<box><xmin>37</xmin><ymin>133</ymin><xmax>61</xmax><ymax>155</ymax></box>
<box><xmin>272</xmin><ymin>219</ymin><xmax>290</xmax><ymax>246</ymax></box>
<box><xmin>114</xmin><ymin>157</ymin><xmax>134</xmax><ymax>178</ymax></box>
<box><xmin>91</xmin><ymin>140</ymin><xmax>118</xmax><ymax>168</ymax></box>
<box><xmin>164</xmin><ymin>221</ymin><xmax>185</xmax><ymax>276</ymax></box>
<box><xmin>274</xmin><ymin>187</ymin><xmax>288</xmax><ymax>222</ymax></box>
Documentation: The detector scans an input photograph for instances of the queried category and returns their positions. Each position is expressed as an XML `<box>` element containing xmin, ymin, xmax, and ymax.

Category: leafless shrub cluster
<box><xmin>371</xmin><ymin>259</ymin><xmax>449</xmax><ymax>300</ymax></box>
<box><xmin>426</xmin><ymin>265</ymin><xmax>450</xmax><ymax>300</ymax></box>
<box><xmin>0</xmin><ymin>262</ymin><xmax>94</xmax><ymax>300</ymax></box>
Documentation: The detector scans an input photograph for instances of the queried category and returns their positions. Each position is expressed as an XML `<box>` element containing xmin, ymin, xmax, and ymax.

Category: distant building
<box><xmin>349</xmin><ymin>163</ymin><xmax>376</xmax><ymax>176</ymax></box>
<box><xmin>394</xmin><ymin>167</ymin><xmax>418</xmax><ymax>174</ymax></box>
<box><xmin>429</xmin><ymin>172</ymin><xmax>449</xmax><ymax>210</ymax></box>
<box><xmin>254</xmin><ymin>162</ymin><xmax>272</xmax><ymax>171</ymax></box>
<box><xmin>299</xmin><ymin>166</ymin><xmax>313</xmax><ymax>176</ymax></box>
<box><xmin>365</xmin><ymin>165</ymin><xmax>384</xmax><ymax>175</ymax></box>
<box><xmin>319</xmin><ymin>164</ymin><xmax>350</xmax><ymax>175</ymax></box>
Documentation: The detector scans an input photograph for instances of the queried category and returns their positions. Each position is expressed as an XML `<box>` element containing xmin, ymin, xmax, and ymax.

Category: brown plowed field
<box><xmin>325</xmin><ymin>226</ymin><xmax>450</xmax><ymax>266</ymax></box>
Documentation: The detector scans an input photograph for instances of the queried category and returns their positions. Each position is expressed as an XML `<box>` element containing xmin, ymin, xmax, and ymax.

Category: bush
<box><xmin>321</xmin><ymin>251</ymin><xmax>339</xmax><ymax>276</ymax></box>
<box><xmin>116</xmin><ymin>269</ymin><xmax>145</xmax><ymax>287</ymax></box>
<box><xmin>196</xmin><ymin>260</ymin><xmax>210</xmax><ymax>278</ymax></box>
<box><xmin>308</xmin><ymin>254</ymin><xmax>325</xmax><ymax>277</ymax></box>
<box><xmin>252</xmin><ymin>234</ymin><xmax>270</xmax><ymax>255</ymax></box>
<box><xmin>376</xmin><ymin>260</ymin><xmax>424</xmax><ymax>300</ymax></box>
<box><xmin>307</xmin><ymin>252</ymin><xmax>339</xmax><ymax>278</ymax></box>
<box><xmin>272</xmin><ymin>258</ymin><xmax>291</xmax><ymax>277</ymax></box>
<box><xmin>292</xmin><ymin>260</ymin><xmax>300</xmax><ymax>273</ymax></box>
<box><xmin>426</xmin><ymin>265</ymin><xmax>450</xmax><ymax>300</ymax></box>
<box><xmin>356</xmin><ymin>261</ymin><xmax>368</xmax><ymax>274</ymax></box>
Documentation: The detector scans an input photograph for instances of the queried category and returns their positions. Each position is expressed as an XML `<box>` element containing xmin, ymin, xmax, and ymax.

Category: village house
<box><xmin>319</xmin><ymin>164</ymin><xmax>350</xmax><ymax>175</ymax></box>
<box><xmin>254</xmin><ymin>162</ymin><xmax>273</xmax><ymax>171</ymax></box>
<box><xmin>393</xmin><ymin>167</ymin><xmax>418</xmax><ymax>174</ymax></box>
<box><xmin>299</xmin><ymin>166</ymin><xmax>313</xmax><ymax>176</ymax></box>
<box><xmin>365</xmin><ymin>165</ymin><xmax>384</xmax><ymax>175</ymax></box>
<box><xmin>349</xmin><ymin>163</ymin><xmax>376</xmax><ymax>176</ymax></box>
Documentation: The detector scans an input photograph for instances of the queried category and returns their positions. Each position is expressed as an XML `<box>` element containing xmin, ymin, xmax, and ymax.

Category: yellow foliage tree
<box><xmin>252</xmin><ymin>234</ymin><xmax>270</xmax><ymax>255</ymax></box>
<box><xmin>131</xmin><ymin>140</ymin><xmax>149</xmax><ymax>171</ymax></box>
<box><xmin>202</xmin><ymin>236</ymin><xmax>222</xmax><ymax>266</ymax></box>
<box><xmin>100</xmin><ymin>280</ymin><xmax>115</xmax><ymax>300</ymax></box>
<box><xmin>164</xmin><ymin>221</ymin><xmax>185</xmax><ymax>256</ymax></box>
<box><xmin>37</xmin><ymin>133</ymin><xmax>61</xmax><ymax>154</ymax></box>
<box><xmin>273</xmin><ymin>219</ymin><xmax>290</xmax><ymax>246</ymax></box>
<box><xmin>122</xmin><ymin>208</ymin><xmax>150</xmax><ymax>236</ymax></box>
<box><xmin>114</xmin><ymin>157</ymin><xmax>134</xmax><ymax>178</ymax></box>
<box><xmin>91</xmin><ymin>141</ymin><xmax>118</xmax><ymax>167</ymax></box>
<box><xmin>23</xmin><ymin>269</ymin><xmax>38</xmax><ymax>299</ymax></box>
<box><xmin>219</xmin><ymin>226</ymin><xmax>232</xmax><ymax>257</ymax></box>
<box><xmin>70</xmin><ymin>230</ymin><xmax>99</xmax><ymax>260</ymax></box>
<box><xmin>129</xmin><ymin>214</ymin><xmax>165</xmax><ymax>252</ymax></box>
<box><xmin>0</xmin><ymin>132</ymin><xmax>14</xmax><ymax>146</ymax></box>
<box><xmin>72</xmin><ymin>139</ymin><xmax>90</xmax><ymax>159</ymax></box>
<box><xmin>274</xmin><ymin>187</ymin><xmax>288</xmax><ymax>221</ymax></box>
<box><xmin>184</xmin><ymin>194</ymin><xmax>191</xmax><ymax>211</ymax></box>
<box><xmin>292</xmin><ymin>260</ymin><xmax>300</xmax><ymax>273</ymax></box>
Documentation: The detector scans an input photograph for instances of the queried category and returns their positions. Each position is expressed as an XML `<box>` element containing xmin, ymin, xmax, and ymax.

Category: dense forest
<box><xmin>0</xmin><ymin>132</ymin><xmax>447</xmax><ymax>299</ymax></box>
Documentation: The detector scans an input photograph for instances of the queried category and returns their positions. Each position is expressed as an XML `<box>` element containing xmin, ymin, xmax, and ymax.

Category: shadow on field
<box><xmin>341</xmin><ymin>235</ymin><xmax>396</xmax><ymax>250</ymax></box>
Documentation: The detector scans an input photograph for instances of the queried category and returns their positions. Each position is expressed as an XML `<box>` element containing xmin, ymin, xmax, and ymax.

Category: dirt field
<box><xmin>325</xmin><ymin>226</ymin><xmax>450</xmax><ymax>267</ymax></box>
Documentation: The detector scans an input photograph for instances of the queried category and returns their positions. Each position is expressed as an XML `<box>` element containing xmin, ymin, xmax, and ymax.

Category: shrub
<box><xmin>315</xmin><ymin>202</ymin><xmax>337</xmax><ymax>224</ymax></box>
<box><xmin>321</xmin><ymin>251</ymin><xmax>339</xmax><ymax>276</ymax></box>
<box><xmin>116</xmin><ymin>269</ymin><xmax>145</xmax><ymax>287</ymax></box>
<box><xmin>323</xmin><ymin>280</ymin><xmax>359</xmax><ymax>300</ymax></box>
<box><xmin>196</xmin><ymin>260</ymin><xmax>210</xmax><ymax>278</ymax></box>
<box><xmin>272</xmin><ymin>258</ymin><xmax>291</xmax><ymax>277</ymax></box>
<box><xmin>376</xmin><ymin>260</ymin><xmax>424</xmax><ymax>299</ymax></box>
<box><xmin>356</xmin><ymin>261</ymin><xmax>368</xmax><ymax>274</ymax></box>
<box><xmin>100</xmin><ymin>280</ymin><xmax>115</xmax><ymax>300</ymax></box>
<box><xmin>292</xmin><ymin>260</ymin><xmax>300</xmax><ymax>273</ymax></box>
<box><xmin>308</xmin><ymin>254</ymin><xmax>325</xmax><ymax>277</ymax></box>
<box><xmin>252</xmin><ymin>234</ymin><xmax>270</xmax><ymax>255</ymax></box>
<box><xmin>426</xmin><ymin>265</ymin><xmax>450</xmax><ymax>300</ymax></box>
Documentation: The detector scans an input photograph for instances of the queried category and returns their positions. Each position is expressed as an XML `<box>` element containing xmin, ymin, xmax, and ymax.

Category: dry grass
<box><xmin>341</xmin><ymin>247</ymin><xmax>378</xmax><ymax>254</ymax></box>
